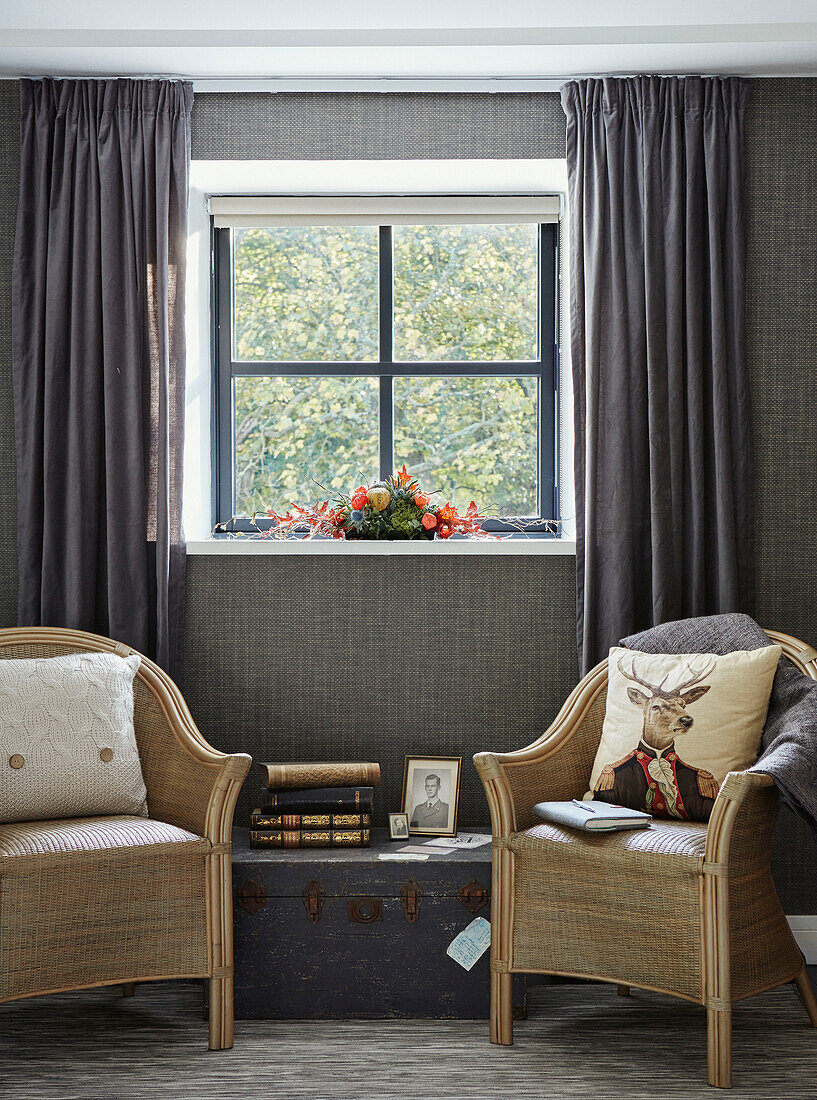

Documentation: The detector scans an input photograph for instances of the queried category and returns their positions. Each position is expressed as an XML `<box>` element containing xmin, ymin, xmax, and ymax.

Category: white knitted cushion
<box><xmin>0</xmin><ymin>652</ymin><xmax>148</xmax><ymax>824</ymax></box>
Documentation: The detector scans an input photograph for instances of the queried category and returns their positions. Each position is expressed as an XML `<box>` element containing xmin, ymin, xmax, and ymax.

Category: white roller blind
<box><xmin>208</xmin><ymin>194</ymin><xmax>561</xmax><ymax>228</ymax></box>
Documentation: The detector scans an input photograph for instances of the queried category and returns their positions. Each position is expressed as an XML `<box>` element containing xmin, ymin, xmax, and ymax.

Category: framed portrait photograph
<box><xmin>388</xmin><ymin>812</ymin><xmax>409</xmax><ymax>841</ymax></box>
<box><xmin>401</xmin><ymin>756</ymin><xmax>462</xmax><ymax>837</ymax></box>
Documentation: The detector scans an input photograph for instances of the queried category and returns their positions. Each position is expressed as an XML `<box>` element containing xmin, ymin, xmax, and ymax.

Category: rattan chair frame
<box><xmin>0</xmin><ymin>626</ymin><xmax>251</xmax><ymax>1050</ymax></box>
<box><xmin>474</xmin><ymin>628</ymin><xmax>817</xmax><ymax>1089</ymax></box>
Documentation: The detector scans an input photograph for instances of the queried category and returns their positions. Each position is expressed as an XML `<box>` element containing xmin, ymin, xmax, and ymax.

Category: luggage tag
<box><xmin>446</xmin><ymin>916</ymin><xmax>491</xmax><ymax>971</ymax></box>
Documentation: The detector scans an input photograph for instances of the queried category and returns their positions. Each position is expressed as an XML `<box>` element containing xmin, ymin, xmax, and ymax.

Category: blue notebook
<box><xmin>533</xmin><ymin>800</ymin><xmax>652</xmax><ymax>832</ymax></box>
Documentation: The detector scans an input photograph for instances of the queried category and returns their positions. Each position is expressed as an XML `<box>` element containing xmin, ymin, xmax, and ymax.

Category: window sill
<box><xmin>186</xmin><ymin>536</ymin><xmax>576</xmax><ymax>556</ymax></box>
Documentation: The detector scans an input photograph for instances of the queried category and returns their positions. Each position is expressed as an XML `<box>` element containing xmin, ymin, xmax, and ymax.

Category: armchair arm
<box><xmin>702</xmin><ymin>770</ymin><xmax>797</xmax><ymax>1004</ymax></box>
<box><xmin>132</xmin><ymin>654</ymin><xmax>251</xmax><ymax>845</ymax></box>
<box><xmin>474</xmin><ymin>661</ymin><xmax>609</xmax><ymax>837</ymax></box>
<box><xmin>704</xmin><ymin>770</ymin><xmax>778</xmax><ymax>873</ymax></box>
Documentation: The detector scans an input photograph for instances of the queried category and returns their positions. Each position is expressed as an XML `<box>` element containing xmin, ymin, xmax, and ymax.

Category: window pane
<box><xmin>392</xmin><ymin>224</ymin><xmax>538</xmax><ymax>362</ymax></box>
<box><xmin>232</xmin><ymin>226</ymin><xmax>379</xmax><ymax>362</ymax></box>
<box><xmin>393</xmin><ymin>377</ymin><xmax>538</xmax><ymax>516</ymax></box>
<box><xmin>233</xmin><ymin>376</ymin><xmax>379</xmax><ymax>515</ymax></box>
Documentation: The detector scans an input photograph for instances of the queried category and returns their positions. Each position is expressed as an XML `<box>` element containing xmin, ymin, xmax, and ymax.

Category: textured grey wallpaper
<box><xmin>744</xmin><ymin>80</ymin><xmax>817</xmax><ymax>909</ymax></box>
<box><xmin>191</xmin><ymin>91</ymin><xmax>566</xmax><ymax>160</ymax></box>
<box><xmin>746</xmin><ymin>81</ymin><xmax>817</xmax><ymax>646</ymax></box>
<box><xmin>182</xmin><ymin>553</ymin><xmax>578</xmax><ymax>830</ymax></box>
<box><xmin>0</xmin><ymin>83</ymin><xmax>814</xmax><ymax>904</ymax></box>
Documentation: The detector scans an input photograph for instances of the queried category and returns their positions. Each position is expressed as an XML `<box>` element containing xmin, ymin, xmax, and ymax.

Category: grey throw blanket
<box><xmin>621</xmin><ymin>613</ymin><xmax>817</xmax><ymax>829</ymax></box>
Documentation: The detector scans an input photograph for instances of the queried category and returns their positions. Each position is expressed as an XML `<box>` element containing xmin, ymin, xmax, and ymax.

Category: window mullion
<box><xmin>539</xmin><ymin>221</ymin><xmax>558</xmax><ymax>521</ymax></box>
<box><xmin>378</xmin><ymin>225</ymin><xmax>394</xmax><ymax>480</ymax></box>
<box><xmin>216</xmin><ymin>228</ymin><xmax>234</xmax><ymax>523</ymax></box>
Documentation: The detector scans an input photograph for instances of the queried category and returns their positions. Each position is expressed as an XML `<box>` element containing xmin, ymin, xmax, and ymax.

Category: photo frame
<box><xmin>388</xmin><ymin>812</ymin><xmax>410</xmax><ymax>841</ymax></box>
<box><xmin>401</xmin><ymin>756</ymin><xmax>462</xmax><ymax>837</ymax></box>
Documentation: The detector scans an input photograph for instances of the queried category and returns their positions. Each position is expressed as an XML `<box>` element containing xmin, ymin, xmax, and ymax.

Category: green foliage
<box><xmin>393</xmin><ymin>224</ymin><xmax>538</xmax><ymax>361</ymax></box>
<box><xmin>233</xmin><ymin>226</ymin><xmax>379</xmax><ymax>362</ymax></box>
<box><xmin>231</xmin><ymin>224</ymin><xmax>541</xmax><ymax>518</ymax></box>
<box><xmin>394</xmin><ymin>376</ymin><xmax>537</xmax><ymax>516</ymax></box>
<box><xmin>388</xmin><ymin>498</ymin><xmax>425</xmax><ymax>538</ymax></box>
<box><xmin>233</xmin><ymin>375</ymin><xmax>379</xmax><ymax>515</ymax></box>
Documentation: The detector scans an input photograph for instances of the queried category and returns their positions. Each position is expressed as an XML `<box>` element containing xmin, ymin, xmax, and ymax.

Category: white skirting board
<box><xmin>788</xmin><ymin>918</ymin><xmax>817</xmax><ymax>964</ymax></box>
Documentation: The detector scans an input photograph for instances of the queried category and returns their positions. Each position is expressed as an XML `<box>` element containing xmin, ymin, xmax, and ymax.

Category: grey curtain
<box><xmin>560</xmin><ymin>77</ymin><xmax>753</xmax><ymax>674</ymax></box>
<box><xmin>12</xmin><ymin>79</ymin><xmax>192</xmax><ymax>674</ymax></box>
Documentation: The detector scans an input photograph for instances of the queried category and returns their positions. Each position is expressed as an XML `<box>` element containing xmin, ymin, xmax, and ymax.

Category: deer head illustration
<box><xmin>617</xmin><ymin>655</ymin><xmax>715</xmax><ymax>751</ymax></box>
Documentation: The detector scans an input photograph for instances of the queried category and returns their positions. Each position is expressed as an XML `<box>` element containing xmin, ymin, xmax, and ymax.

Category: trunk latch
<box><xmin>400</xmin><ymin>877</ymin><xmax>423</xmax><ymax>922</ymax></box>
<box><xmin>236</xmin><ymin>878</ymin><xmax>267</xmax><ymax>915</ymax></box>
<box><xmin>459</xmin><ymin>879</ymin><xmax>489</xmax><ymax>914</ymax></box>
<box><xmin>302</xmin><ymin>879</ymin><xmax>326</xmax><ymax>923</ymax></box>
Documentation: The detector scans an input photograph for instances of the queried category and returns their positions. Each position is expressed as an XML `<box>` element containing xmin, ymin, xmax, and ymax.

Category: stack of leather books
<box><xmin>250</xmin><ymin>762</ymin><xmax>380</xmax><ymax>848</ymax></box>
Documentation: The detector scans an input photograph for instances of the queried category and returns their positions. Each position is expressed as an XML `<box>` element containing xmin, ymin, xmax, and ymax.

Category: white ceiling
<box><xmin>1</xmin><ymin>0</ymin><xmax>817</xmax><ymax>84</ymax></box>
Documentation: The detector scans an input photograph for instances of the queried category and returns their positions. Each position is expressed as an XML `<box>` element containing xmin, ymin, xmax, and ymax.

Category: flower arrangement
<box><xmin>265</xmin><ymin>466</ymin><xmax>493</xmax><ymax>541</ymax></box>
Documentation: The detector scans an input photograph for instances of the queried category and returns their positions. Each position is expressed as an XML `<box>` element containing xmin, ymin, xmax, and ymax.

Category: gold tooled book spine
<box><xmin>250</xmin><ymin>831</ymin><xmax>284</xmax><ymax>847</ymax></box>
<box><xmin>250</xmin><ymin>829</ymin><xmax>371</xmax><ymax>848</ymax></box>
<box><xmin>251</xmin><ymin>812</ymin><xmax>372</xmax><ymax>829</ymax></box>
<box><xmin>331</xmin><ymin>829</ymin><xmax>370</xmax><ymax>847</ymax></box>
<box><xmin>299</xmin><ymin>831</ymin><xmax>333</xmax><ymax>846</ymax></box>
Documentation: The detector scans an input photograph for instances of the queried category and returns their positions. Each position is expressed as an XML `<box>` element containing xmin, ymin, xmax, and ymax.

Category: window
<box><xmin>211</xmin><ymin>196</ymin><xmax>560</xmax><ymax>534</ymax></box>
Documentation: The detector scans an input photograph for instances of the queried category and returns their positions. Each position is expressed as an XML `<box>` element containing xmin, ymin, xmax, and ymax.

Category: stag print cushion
<box><xmin>587</xmin><ymin>645</ymin><xmax>782</xmax><ymax>821</ymax></box>
<box><xmin>0</xmin><ymin>652</ymin><xmax>148</xmax><ymax>824</ymax></box>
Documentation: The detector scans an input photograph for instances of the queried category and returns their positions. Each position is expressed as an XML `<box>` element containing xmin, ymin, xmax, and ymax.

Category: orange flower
<box><xmin>414</xmin><ymin>492</ymin><xmax>430</xmax><ymax>509</ymax></box>
<box><xmin>437</xmin><ymin>523</ymin><xmax>452</xmax><ymax>539</ymax></box>
<box><xmin>396</xmin><ymin>464</ymin><xmax>412</xmax><ymax>487</ymax></box>
<box><xmin>350</xmin><ymin>487</ymin><xmax>368</xmax><ymax>509</ymax></box>
<box><xmin>421</xmin><ymin>512</ymin><xmax>437</xmax><ymax>530</ymax></box>
<box><xmin>436</xmin><ymin>502</ymin><xmax>457</xmax><ymax>524</ymax></box>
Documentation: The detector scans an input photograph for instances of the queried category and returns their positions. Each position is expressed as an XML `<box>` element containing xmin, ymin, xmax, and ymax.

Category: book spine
<box><xmin>258</xmin><ymin>763</ymin><xmax>381</xmax><ymax>790</ymax></box>
<box><xmin>251</xmin><ymin>813</ymin><xmax>372</xmax><ymax>829</ymax></box>
<box><xmin>259</xmin><ymin>786</ymin><xmax>374</xmax><ymax>814</ymax></box>
<box><xmin>250</xmin><ymin>829</ymin><xmax>371</xmax><ymax>849</ymax></box>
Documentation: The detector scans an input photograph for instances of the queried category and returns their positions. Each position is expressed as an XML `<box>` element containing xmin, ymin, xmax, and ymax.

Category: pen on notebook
<box><xmin>572</xmin><ymin>799</ymin><xmax>597</xmax><ymax>812</ymax></box>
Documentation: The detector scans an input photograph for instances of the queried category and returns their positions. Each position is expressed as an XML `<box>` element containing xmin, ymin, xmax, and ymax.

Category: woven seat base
<box><xmin>511</xmin><ymin>820</ymin><xmax>708</xmax><ymax>999</ymax></box>
<box><xmin>0</xmin><ymin>818</ymin><xmax>210</xmax><ymax>1002</ymax></box>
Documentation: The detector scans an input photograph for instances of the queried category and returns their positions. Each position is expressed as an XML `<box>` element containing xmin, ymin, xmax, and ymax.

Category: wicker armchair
<box><xmin>0</xmin><ymin>627</ymin><xmax>251</xmax><ymax>1049</ymax></box>
<box><xmin>474</xmin><ymin>628</ymin><xmax>817</xmax><ymax>1088</ymax></box>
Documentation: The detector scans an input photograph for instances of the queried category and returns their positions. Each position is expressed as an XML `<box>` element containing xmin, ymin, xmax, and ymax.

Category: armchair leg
<box><xmin>707</xmin><ymin>1007</ymin><xmax>732</xmax><ymax>1089</ymax></box>
<box><xmin>490</xmin><ymin>972</ymin><xmax>514</xmax><ymax>1045</ymax></box>
<box><xmin>207</xmin><ymin>839</ymin><xmax>238</xmax><ymax>1050</ymax></box>
<box><xmin>208</xmin><ymin>975</ymin><xmax>234</xmax><ymax>1050</ymax></box>
<box><xmin>122</xmin><ymin>983</ymin><xmax>135</xmax><ymax>997</ymax></box>
<box><xmin>795</xmin><ymin>967</ymin><xmax>817</xmax><ymax>1027</ymax></box>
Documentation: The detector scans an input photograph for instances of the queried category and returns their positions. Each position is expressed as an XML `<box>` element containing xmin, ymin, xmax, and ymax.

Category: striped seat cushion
<box><xmin>514</xmin><ymin>816</ymin><xmax>708</xmax><ymax>864</ymax></box>
<box><xmin>0</xmin><ymin>815</ymin><xmax>205</xmax><ymax>858</ymax></box>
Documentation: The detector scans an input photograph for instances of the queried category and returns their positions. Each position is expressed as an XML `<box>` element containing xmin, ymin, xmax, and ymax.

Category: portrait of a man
<box><xmin>402</xmin><ymin>757</ymin><xmax>461</xmax><ymax>836</ymax></box>
<box><xmin>410</xmin><ymin>772</ymin><xmax>449</xmax><ymax>828</ymax></box>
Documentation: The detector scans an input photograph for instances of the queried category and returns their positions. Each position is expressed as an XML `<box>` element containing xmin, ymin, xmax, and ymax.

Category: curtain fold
<box><xmin>12</xmin><ymin>78</ymin><xmax>192</xmax><ymax>674</ymax></box>
<box><xmin>561</xmin><ymin>76</ymin><xmax>753</xmax><ymax>674</ymax></box>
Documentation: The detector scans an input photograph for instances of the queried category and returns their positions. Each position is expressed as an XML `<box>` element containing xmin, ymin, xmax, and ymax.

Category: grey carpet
<box><xmin>2</xmin><ymin>975</ymin><xmax>816</xmax><ymax>1099</ymax></box>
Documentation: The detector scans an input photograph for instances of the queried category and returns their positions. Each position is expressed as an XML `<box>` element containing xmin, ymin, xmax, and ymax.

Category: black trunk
<box><xmin>230</xmin><ymin>827</ymin><xmax>525</xmax><ymax>1019</ymax></box>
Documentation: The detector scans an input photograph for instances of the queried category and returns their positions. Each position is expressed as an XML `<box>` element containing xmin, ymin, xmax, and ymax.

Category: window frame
<box><xmin>211</xmin><ymin>216</ymin><xmax>560</xmax><ymax>535</ymax></box>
